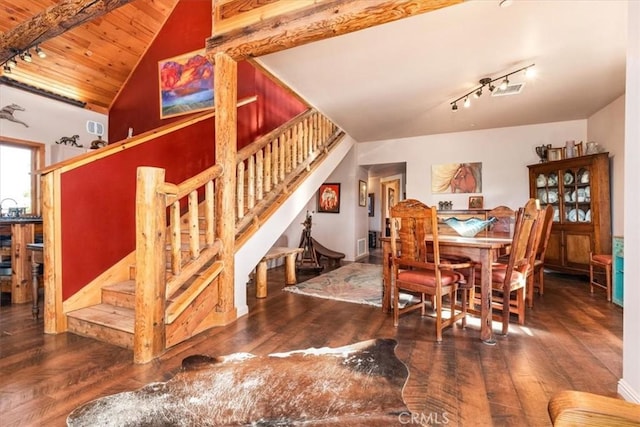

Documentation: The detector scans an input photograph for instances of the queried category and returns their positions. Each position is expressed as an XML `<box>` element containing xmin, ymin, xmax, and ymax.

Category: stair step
<box><xmin>66</xmin><ymin>303</ymin><xmax>134</xmax><ymax>349</ymax></box>
<box><xmin>102</xmin><ymin>280</ymin><xmax>135</xmax><ymax>308</ymax></box>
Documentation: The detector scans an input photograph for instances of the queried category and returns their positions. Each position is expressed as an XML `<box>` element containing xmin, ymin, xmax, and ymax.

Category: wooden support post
<box><xmin>284</xmin><ymin>252</ymin><xmax>298</xmax><ymax>285</ymax></box>
<box><xmin>213</xmin><ymin>52</ymin><xmax>238</xmax><ymax>324</ymax></box>
<box><xmin>255</xmin><ymin>260</ymin><xmax>268</xmax><ymax>299</ymax></box>
<box><xmin>134</xmin><ymin>166</ymin><xmax>167</xmax><ymax>364</ymax></box>
<box><xmin>42</xmin><ymin>170</ymin><xmax>65</xmax><ymax>334</ymax></box>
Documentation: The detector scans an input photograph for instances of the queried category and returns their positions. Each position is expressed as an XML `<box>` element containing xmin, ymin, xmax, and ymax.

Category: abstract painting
<box><xmin>159</xmin><ymin>49</ymin><xmax>214</xmax><ymax>119</ymax></box>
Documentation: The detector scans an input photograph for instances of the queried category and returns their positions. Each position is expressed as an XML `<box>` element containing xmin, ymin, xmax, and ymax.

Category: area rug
<box><xmin>284</xmin><ymin>262</ymin><xmax>414</xmax><ymax>308</ymax></box>
<box><xmin>67</xmin><ymin>338</ymin><xmax>409</xmax><ymax>426</ymax></box>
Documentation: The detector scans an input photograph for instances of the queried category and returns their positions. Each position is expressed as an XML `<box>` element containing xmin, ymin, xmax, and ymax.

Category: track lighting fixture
<box><xmin>35</xmin><ymin>45</ymin><xmax>46</xmax><ymax>59</ymax></box>
<box><xmin>450</xmin><ymin>63</ymin><xmax>535</xmax><ymax>111</ymax></box>
<box><xmin>1</xmin><ymin>45</ymin><xmax>47</xmax><ymax>74</ymax></box>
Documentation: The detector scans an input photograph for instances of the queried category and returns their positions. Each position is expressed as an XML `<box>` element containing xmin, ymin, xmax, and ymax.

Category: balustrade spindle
<box><xmin>256</xmin><ymin>150</ymin><xmax>264</xmax><ymax>201</ymax></box>
<box><xmin>237</xmin><ymin>161</ymin><xmax>245</xmax><ymax>220</ymax></box>
<box><xmin>247</xmin><ymin>155</ymin><xmax>255</xmax><ymax>210</ymax></box>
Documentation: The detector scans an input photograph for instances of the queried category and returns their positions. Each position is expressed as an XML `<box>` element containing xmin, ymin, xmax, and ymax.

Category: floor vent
<box><xmin>492</xmin><ymin>82</ymin><xmax>525</xmax><ymax>97</ymax></box>
<box><xmin>357</xmin><ymin>239</ymin><xmax>366</xmax><ymax>257</ymax></box>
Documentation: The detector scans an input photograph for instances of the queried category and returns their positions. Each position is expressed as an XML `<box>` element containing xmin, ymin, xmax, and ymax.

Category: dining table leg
<box><xmin>479</xmin><ymin>249</ymin><xmax>496</xmax><ymax>345</ymax></box>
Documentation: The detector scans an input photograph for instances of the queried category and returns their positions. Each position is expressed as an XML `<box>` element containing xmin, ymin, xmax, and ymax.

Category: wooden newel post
<box><xmin>134</xmin><ymin>166</ymin><xmax>167</xmax><ymax>364</ymax></box>
<box><xmin>213</xmin><ymin>52</ymin><xmax>237</xmax><ymax>322</ymax></box>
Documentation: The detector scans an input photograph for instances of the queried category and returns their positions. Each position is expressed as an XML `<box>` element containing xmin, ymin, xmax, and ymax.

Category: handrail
<box><xmin>235</xmin><ymin>109</ymin><xmax>340</xmax><ymax>228</ymax></box>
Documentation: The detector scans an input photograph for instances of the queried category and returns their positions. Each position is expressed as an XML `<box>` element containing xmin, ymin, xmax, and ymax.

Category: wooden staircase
<box><xmin>66</xmin><ymin>211</ymin><xmax>220</xmax><ymax>350</ymax></box>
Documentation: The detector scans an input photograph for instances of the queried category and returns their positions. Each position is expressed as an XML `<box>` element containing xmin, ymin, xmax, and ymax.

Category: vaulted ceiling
<box><xmin>0</xmin><ymin>0</ymin><xmax>178</xmax><ymax>113</ymax></box>
<box><xmin>0</xmin><ymin>0</ymin><xmax>629</xmax><ymax>144</ymax></box>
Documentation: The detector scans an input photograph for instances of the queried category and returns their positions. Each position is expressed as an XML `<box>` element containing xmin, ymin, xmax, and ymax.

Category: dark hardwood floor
<box><xmin>0</xmin><ymin>250</ymin><xmax>623</xmax><ymax>426</ymax></box>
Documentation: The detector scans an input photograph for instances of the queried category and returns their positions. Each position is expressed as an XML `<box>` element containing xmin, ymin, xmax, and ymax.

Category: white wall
<box><xmin>588</xmin><ymin>95</ymin><xmax>625</xmax><ymax>235</ymax></box>
<box><xmin>279</xmin><ymin>144</ymin><xmax>370</xmax><ymax>262</ymax></box>
<box><xmin>0</xmin><ymin>85</ymin><xmax>107</xmax><ymax>165</ymax></box>
<box><xmin>358</xmin><ymin>120</ymin><xmax>587</xmax><ymax>210</ymax></box>
<box><xmin>620</xmin><ymin>0</ymin><xmax>640</xmax><ymax>403</ymax></box>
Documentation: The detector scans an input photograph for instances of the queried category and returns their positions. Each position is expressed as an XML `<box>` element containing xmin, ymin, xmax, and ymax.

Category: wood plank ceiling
<box><xmin>0</xmin><ymin>0</ymin><xmax>178</xmax><ymax>113</ymax></box>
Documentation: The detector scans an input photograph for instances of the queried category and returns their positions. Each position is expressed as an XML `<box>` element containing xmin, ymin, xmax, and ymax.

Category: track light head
<box><xmin>35</xmin><ymin>45</ymin><xmax>46</xmax><ymax>58</ymax></box>
<box><xmin>7</xmin><ymin>57</ymin><xmax>17</xmax><ymax>68</ymax></box>
<box><xmin>499</xmin><ymin>77</ymin><xmax>509</xmax><ymax>90</ymax></box>
<box><xmin>21</xmin><ymin>51</ymin><xmax>32</xmax><ymax>63</ymax></box>
<box><xmin>452</xmin><ymin>102</ymin><xmax>458</xmax><ymax>111</ymax></box>
<box><xmin>463</xmin><ymin>97</ymin><xmax>471</xmax><ymax>108</ymax></box>
<box><xmin>3</xmin><ymin>65</ymin><xmax>11</xmax><ymax>74</ymax></box>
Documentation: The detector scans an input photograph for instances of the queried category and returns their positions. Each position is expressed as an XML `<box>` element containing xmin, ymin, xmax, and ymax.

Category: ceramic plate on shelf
<box><xmin>577</xmin><ymin>188</ymin><xmax>586</xmax><ymax>202</ymax></box>
<box><xmin>585</xmin><ymin>209</ymin><xmax>591</xmax><ymax>221</ymax></box>
<box><xmin>538</xmin><ymin>189</ymin><xmax>547</xmax><ymax>204</ymax></box>
<box><xmin>536</xmin><ymin>174</ymin><xmax>546</xmax><ymax>187</ymax></box>
<box><xmin>568</xmin><ymin>209</ymin><xmax>577</xmax><ymax>222</ymax></box>
<box><xmin>547</xmin><ymin>189</ymin><xmax>558</xmax><ymax>203</ymax></box>
<box><xmin>564</xmin><ymin>172</ymin><xmax>574</xmax><ymax>185</ymax></box>
<box><xmin>547</xmin><ymin>173</ymin><xmax>558</xmax><ymax>186</ymax></box>
<box><xmin>578</xmin><ymin>209</ymin><xmax>586</xmax><ymax>222</ymax></box>
<box><xmin>580</xmin><ymin>170</ymin><xmax>590</xmax><ymax>184</ymax></box>
<box><xmin>553</xmin><ymin>207</ymin><xmax>560</xmax><ymax>222</ymax></box>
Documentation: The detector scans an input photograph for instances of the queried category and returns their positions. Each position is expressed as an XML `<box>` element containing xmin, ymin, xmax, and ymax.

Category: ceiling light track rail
<box><xmin>450</xmin><ymin>63</ymin><xmax>535</xmax><ymax>111</ymax></box>
<box><xmin>2</xmin><ymin>45</ymin><xmax>47</xmax><ymax>74</ymax></box>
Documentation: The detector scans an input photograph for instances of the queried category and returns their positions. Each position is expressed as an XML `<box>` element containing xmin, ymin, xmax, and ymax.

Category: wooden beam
<box><xmin>0</xmin><ymin>0</ymin><xmax>134</xmax><ymax>63</ymax></box>
<box><xmin>206</xmin><ymin>0</ymin><xmax>462</xmax><ymax>60</ymax></box>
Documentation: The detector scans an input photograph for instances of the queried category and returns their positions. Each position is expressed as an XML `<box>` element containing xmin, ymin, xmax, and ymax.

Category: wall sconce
<box><xmin>450</xmin><ymin>63</ymin><xmax>535</xmax><ymax>111</ymax></box>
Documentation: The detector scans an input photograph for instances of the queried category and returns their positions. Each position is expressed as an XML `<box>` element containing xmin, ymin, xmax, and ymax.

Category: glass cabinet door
<box><xmin>561</xmin><ymin>167</ymin><xmax>591</xmax><ymax>223</ymax></box>
<box><xmin>535</xmin><ymin>172</ymin><xmax>560</xmax><ymax>222</ymax></box>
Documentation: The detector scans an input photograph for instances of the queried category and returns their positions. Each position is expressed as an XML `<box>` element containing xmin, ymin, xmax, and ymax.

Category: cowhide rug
<box><xmin>67</xmin><ymin>338</ymin><xmax>409</xmax><ymax>426</ymax></box>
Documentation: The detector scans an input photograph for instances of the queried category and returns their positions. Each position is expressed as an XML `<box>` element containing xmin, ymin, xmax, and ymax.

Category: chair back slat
<box><xmin>390</xmin><ymin>199</ymin><xmax>439</xmax><ymax>264</ymax></box>
<box><xmin>506</xmin><ymin>199</ymin><xmax>540</xmax><ymax>278</ymax></box>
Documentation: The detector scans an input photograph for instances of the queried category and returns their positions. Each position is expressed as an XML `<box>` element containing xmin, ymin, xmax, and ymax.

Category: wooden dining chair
<box><xmin>476</xmin><ymin>198</ymin><xmax>540</xmax><ymax>335</ymax></box>
<box><xmin>487</xmin><ymin>205</ymin><xmax>516</xmax><ymax>234</ymax></box>
<box><xmin>528</xmin><ymin>204</ymin><xmax>554</xmax><ymax>306</ymax></box>
<box><xmin>390</xmin><ymin>199</ymin><xmax>475</xmax><ymax>341</ymax></box>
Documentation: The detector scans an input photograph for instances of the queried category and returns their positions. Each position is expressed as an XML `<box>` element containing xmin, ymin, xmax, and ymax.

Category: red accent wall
<box><xmin>60</xmin><ymin>0</ymin><xmax>306</xmax><ymax>299</ymax></box>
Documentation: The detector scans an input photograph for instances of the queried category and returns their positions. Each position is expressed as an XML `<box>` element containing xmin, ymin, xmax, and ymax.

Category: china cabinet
<box><xmin>528</xmin><ymin>152</ymin><xmax>611</xmax><ymax>275</ymax></box>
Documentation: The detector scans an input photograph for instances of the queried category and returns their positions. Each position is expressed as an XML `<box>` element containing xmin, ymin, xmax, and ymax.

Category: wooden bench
<box><xmin>256</xmin><ymin>247</ymin><xmax>304</xmax><ymax>298</ymax></box>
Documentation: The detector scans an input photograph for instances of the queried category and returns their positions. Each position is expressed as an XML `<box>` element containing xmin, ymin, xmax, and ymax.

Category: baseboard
<box><xmin>618</xmin><ymin>378</ymin><xmax>640</xmax><ymax>403</ymax></box>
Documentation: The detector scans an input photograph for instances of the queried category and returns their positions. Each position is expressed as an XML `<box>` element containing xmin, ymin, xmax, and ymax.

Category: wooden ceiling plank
<box><xmin>207</xmin><ymin>0</ymin><xmax>462</xmax><ymax>60</ymax></box>
<box><xmin>0</xmin><ymin>0</ymin><xmax>135</xmax><ymax>63</ymax></box>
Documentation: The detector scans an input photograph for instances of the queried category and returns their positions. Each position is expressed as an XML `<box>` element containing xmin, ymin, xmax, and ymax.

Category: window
<box><xmin>0</xmin><ymin>139</ymin><xmax>44</xmax><ymax>216</ymax></box>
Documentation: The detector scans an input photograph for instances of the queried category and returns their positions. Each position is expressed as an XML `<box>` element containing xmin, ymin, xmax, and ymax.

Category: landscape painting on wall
<box><xmin>159</xmin><ymin>49</ymin><xmax>214</xmax><ymax>119</ymax></box>
<box><xmin>431</xmin><ymin>162</ymin><xmax>482</xmax><ymax>194</ymax></box>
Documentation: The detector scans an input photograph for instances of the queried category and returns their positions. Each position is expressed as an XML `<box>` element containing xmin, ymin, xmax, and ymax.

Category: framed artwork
<box><xmin>359</xmin><ymin>180</ymin><xmax>367</xmax><ymax>206</ymax></box>
<box><xmin>548</xmin><ymin>148</ymin><xmax>563</xmax><ymax>161</ymax></box>
<box><xmin>158</xmin><ymin>49</ymin><xmax>214</xmax><ymax>119</ymax></box>
<box><xmin>317</xmin><ymin>183</ymin><xmax>341</xmax><ymax>213</ymax></box>
<box><xmin>431</xmin><ymin>162</ymin><xmax>482</xmax><ymax>194</ymax></box>
<box><xmin>468</xmin><ymin>196</ymin><xmax>484</xmax><ymax>209</ymax></box>
<box><xmin>368</xmin><ymin>193</ymin><xmax>375</xmax><ymax>217</ymax></box>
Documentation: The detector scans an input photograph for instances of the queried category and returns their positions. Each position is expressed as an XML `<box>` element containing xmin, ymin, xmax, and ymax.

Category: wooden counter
<box><xmin>0</xmin><ymin>218</ymin><xmax>43</xmax><ymax>305</ymax></box>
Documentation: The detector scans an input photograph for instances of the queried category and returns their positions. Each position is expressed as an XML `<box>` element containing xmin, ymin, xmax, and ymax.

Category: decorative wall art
<box><xmin>317</xmin><ymin>183</ymin><xmax>341</xmax><ymax>213</ymax></box>
<box><xmin>468</xmin><ymin>196</ymin><xmax>484</xmax><ymax>209</ymax></box>
<box><xmin>431</xmin><ymin>162</ymin><xmax>482</xmax><ymax>194</ymax></box>
<box><xmin>368</xmin><ymin>193</ymin><xmax>375</xmax><ymax>217</ymax></box>
<box><xmin>159</xmin><ymin>49</ymin><xmax>214</xmax><ymax>119</ymax></box>
<box><xmin>359</xmin><ymin>180</ymin><xmax>367</xmax><ymax>207</ymax></box>
<box><xmin>0</xmin><ymin>104</ymin><xmax>28</xmax><ymax>127</ymax></box>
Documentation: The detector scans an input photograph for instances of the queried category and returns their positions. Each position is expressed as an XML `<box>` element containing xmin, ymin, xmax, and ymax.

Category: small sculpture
<box><xmin>55</xmin><ymin>135</ymin><xmax>82</xmax><ymax>147</ymax></box>
<box><xmin>535</xmin><ymin>144</ymin><xmax>551</xmax><ymax>162</ymax></box>
<box><xmin>90</xmin><ymin>135</ymin><xmax>107</xmax><ymax>149</ymax></box>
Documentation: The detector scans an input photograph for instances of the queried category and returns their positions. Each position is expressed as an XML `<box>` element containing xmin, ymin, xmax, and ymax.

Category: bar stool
<box><xmin>589</xmin><ymin>252</ymin><xmax>612</xmax><ymax>302</ymax></box>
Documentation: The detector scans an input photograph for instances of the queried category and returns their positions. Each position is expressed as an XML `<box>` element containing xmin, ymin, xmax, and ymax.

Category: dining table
<box><xmin>380</xmin><ymin>230</ymin><xmax>512</xmax><ymax>345</ymax></box>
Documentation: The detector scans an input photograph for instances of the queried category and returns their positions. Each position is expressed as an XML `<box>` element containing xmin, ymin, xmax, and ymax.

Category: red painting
<box><xmin>317</xmin><ymin>183</ymin><xmax>340</xmax><ymax>213</ymax></box>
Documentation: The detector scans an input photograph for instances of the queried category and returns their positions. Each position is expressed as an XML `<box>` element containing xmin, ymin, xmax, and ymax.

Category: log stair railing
<box><xmin>235</xmin><ymin>109</ymin><xmax>344</xmax><ymax>247</ymax></box>
<box><xmin>65</xmin><ymin>108</ymin><xmax>344</xmax><ymax>363</ymax></box>
<box><xmin>67</xmin><ymin>164</ymin><xmax>226</xmax><ymax>363</ymax></box>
